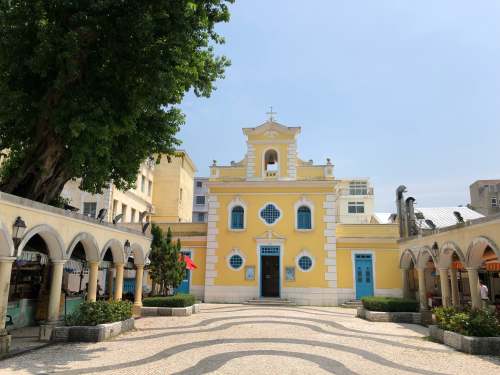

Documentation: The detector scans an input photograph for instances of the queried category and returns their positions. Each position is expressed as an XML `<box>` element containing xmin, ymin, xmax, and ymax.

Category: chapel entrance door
<box><xmin>261</xmin><ymin>255</ymin><xmax>280</xmax><ymax>297</ymax></box>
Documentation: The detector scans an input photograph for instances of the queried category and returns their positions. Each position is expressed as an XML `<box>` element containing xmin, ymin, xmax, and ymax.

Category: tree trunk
<box><xmin>0</xmin><ymin>127</ymin><xmax>71</xmax><ymax>204</ymax></box>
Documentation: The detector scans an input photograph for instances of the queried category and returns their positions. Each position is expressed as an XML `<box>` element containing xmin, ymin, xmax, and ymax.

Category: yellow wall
<box><xmin>336</xmin><ymin>224</ymin><xmax>401</xmax><ymax>290</ymax></box>
<box><xmin>152</xmin><ymin>152</ymin><xmax>196</xmax><ymax>222</ymax></box>
<box><xmin>211</xmin><ymin>188</ymin><xmax>328</xmax><ymax>288</ymax></box>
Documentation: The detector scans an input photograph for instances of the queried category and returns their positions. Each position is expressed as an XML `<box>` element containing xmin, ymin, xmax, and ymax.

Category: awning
<box><xmin>485</xmin><ymin>262</ymin><xmax>500</xmax><ymax>272</ymax></box>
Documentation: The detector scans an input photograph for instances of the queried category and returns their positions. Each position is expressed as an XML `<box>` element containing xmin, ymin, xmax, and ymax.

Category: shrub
<box><xmin>142</xmin><ymin>294</ymin><xmax>195</xmax><ymax>308</ymax></box>
<box><xmin>433</xmin><ymin>306</ymin><xmax>500</xmax><ymax>337</ymax></box>
<box><xmin>361</xmin><ymin>296</ymin><xmax>419</xmax><ymax>312</ymax></box>
<box><xmin>66</xmin><ymin>300</ymin><xmax>133</xmax><ymax>326</ymax></box>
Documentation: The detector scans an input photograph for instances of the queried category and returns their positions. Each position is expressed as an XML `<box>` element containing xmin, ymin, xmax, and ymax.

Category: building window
<box><xmin>196</xmin><ymin>196</ymin><xmax>206</xmax><ymax>205</ymax></box>
<box><xmin>196</xmin><ymin>181</ymin><xmax>203</xmax><ymax>188</ymax></box>
<box><xmin>348</xmin><ymin>202</ymin><xmax>365</xmax><ymax>214</ymax></box>
<box><xmin>492</xmin><ymin>197</ymin><xmax>498</xmax><ymax>207</ymax></box>
<box><xmin>349</xmin><ymin>181</ymin><xmax>368</xmax><ymax>195</ymax></box>
<box><xmin>131</xmin><ymin>208</ymin><xmax>136</xmax><ymax>223</ymax></box>
<box><xmin>148</xmin><ymin>180</ymin><xmax>152</xmax><ymax>196</ymax></box>
<box><xmin>121</xmin><ymin>203</ymin><xmax>127</xmax><ymax>221</ymax></box>
<box><xmin>297</xmin><ymin>206</ymin><xmax>312</xmax><ymax>229</ymax></box>
<box><xmin>83</xmin><ymin>202</ymin><xmax>97</xmax><ymax>218</ymax></box>
<box><xmin>229</xmin><ymin>254</ymin><xmax>244</xmax><ymax>270</ymax></box>
<box><xmin>141</xmin><ymin>175</ymin><xmax>146</xmax><ymax>193</ymax></box>
<box><xmin>231</xmin><ymin>206</ymin><xmax>245</xmax><ymax>229</ymax></box>
<box><xmin>298</xmin><ymin>255</ymin><xmax>313</xmax><ymax>271</ymax></box>
<box><xmin>197</xmin><ymin>212</ymin><xmax>205</xmax><ymax>222</ymax></box>
<box><xmin>260</xmin><ymin>203</ymin><xmax>281</xmax><ymax>225</ymax></box>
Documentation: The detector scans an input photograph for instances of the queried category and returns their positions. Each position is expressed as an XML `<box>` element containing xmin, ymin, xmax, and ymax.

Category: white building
<box><xmin>192</xmin><ymin>177</ymin><xmax>209</xmax><ymax>223</ymax></box>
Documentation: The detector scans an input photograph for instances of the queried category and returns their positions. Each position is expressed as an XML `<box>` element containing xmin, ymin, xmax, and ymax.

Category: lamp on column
<box><xmin>124</xmin><ymin>240</ymin><xmax>131</xmax><ymax>258</ymax></box>
<box><xmin>12</xmin><ymin>216</ymin><xmax>27</xmax><ymax>249</ymax></box>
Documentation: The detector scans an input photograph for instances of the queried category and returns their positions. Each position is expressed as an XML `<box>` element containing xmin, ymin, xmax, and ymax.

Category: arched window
<box><xmin>264</xmin><ymin>149</ymin><xmax>279</xmax><ymax>172</ymax></box>
<box><xmin>231</xmin><ymin>206</ymin><xmax>244</xmax><ymax>229</ymax></box>
<box><xmin>297</xmin><ymin>206</ymin><xmax>312</xmax><ymax>229</ymax></box>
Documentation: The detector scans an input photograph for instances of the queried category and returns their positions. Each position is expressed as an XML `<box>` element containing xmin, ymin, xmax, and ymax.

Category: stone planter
<box><xmin>141</xmin><ymin>303</ymin><xmax>200</xmax><ymax>317</ymax></box>
<box><xmin>357</xmin><ymin>307</ymin><xmax>422</xmax><ymax>324</ymax></box>
<box><xmin>429</xmin><ymin>325</ymin><xmax>500</xmax><ymax>355</ymax></box>
<box><xmin>51</xmin><ymin>318</ymin><xmax>135</xmax><ymax>343</ymax></box>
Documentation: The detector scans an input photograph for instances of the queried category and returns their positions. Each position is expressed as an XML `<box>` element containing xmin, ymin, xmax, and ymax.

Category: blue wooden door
<box><xmin>355</xmin><ymin>254</ymin><xmax>374</xmax><ymax>299</ymax></box>
<box><xmin>176</xmin><ymin>251</ymin><xmax>191</xmax><ymax>294</ymax></box>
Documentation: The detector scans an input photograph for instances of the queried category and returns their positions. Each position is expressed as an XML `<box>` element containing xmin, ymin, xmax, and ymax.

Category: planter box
<box><xmin>429</xmin><ymin>325</ymin><xmax>500</xmax><ymax>355</ymax></box>
<box><xmin>357</xmin><ymin>307</ymin><xmax>421</xmax><ymax>324</ymax></box>
<box><xmin>51</xmin><ymin>318</ymin><xmax>135</xmax><ymax>343</ymax></box>
<box><xmin>140</xmin><ymin>303</ymin><xmax>200</xmax><ymax>317</ymax></box>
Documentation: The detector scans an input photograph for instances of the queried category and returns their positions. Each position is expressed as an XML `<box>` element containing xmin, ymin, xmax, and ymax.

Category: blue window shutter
<box><xmin>297</xmin><ymin>206</ymin><xmax>311</xmax><ymax>229</ymax></box>
<box><xmin>231</xmin><ymin>206</ymin><xmax>244</xmax><ymax>229</ymax></box>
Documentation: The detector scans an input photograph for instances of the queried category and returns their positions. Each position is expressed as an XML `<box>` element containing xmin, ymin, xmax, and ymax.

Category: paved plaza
<box><xmin>1</xmin><ymin>304</ymin><xmax>499</xmax><ymax>374</ymax></box>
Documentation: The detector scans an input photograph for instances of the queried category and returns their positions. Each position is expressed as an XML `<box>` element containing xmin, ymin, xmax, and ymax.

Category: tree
<box><xmin>0</xmin><ymin>1</ymin><xmax>232</xmax><ymax>203</ymax></box>
<box><xmin>149</xmin><ymin>225</ymin><xmax>185</xmax><ymax>296</ymax></box>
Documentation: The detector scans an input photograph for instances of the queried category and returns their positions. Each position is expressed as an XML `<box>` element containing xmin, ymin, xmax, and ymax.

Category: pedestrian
<box><xmin>479</xmin><ymin>280</ymin><xmax>489</xmax><ymax>309</ymax></box>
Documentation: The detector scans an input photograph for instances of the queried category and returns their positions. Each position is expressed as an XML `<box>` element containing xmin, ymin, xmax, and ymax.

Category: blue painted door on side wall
<box><xmin>176</xmin><ymin>251</ymin><xmax>191</xmax><ymax>294</ymax></box>
<box><xmin>355</xmin><ymin>254</ymin><xmax>374</xmax><ymax>299</ymax></box>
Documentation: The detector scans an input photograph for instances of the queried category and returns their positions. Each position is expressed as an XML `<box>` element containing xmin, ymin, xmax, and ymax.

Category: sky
<box><xmin>178</xmin><ymin>0</ymin><xmax>500</xmax><ymax>212</ymax></box>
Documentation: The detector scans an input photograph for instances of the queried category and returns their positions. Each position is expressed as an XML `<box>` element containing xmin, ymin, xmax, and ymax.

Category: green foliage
<box><xmin>148</xmin><ymin>225</ymin><xmax>186</xmax><ymax>296</ymax></box>
<box><xmin>0</xmin><ymin>1</ymin><xmax>233</xmax><ymax>203</ymax></box>
<box><xmin>433</xmin><ymin>306</ymin><xmax>500</xmax><ymax>337</ymax></box>
<box><xmin>361</xmin><ymin>296</ymin><xmax>419</xmax><ymax>312</ymax></box>
<box><xmin>143</xmin><ymin>294</ymin><xmax>195</xmax><ymax>308</ymax></box>
<box><xmin>65</xmin><ymin>300</ymin><xmax>133</xmax><ymax>326</ymax></box>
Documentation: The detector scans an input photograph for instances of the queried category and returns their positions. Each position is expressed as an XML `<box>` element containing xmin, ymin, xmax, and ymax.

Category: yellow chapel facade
<box><xmin>168</xmin><ymin>120</ymin><xmax>403</xmax><ymax>306</ymax></box>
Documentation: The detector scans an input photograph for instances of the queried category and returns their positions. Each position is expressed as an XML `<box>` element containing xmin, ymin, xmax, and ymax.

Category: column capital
<box><xmin>0</xmin><ymin>256</ymin><xmax>16</xmax><ymax>263</ymax></box>
<box><xmin>438</xmin><ymin>267</ymin><xmax>449</xmax><ymax>272</ymax></box>
<box><xmin>135</xmin><ymin>264</ymin><xmax>145</xmax><ymax>270</ymax></box>
<box><xmin>466</xmin><ymin>267</ymin><xmax>478</xmax><ymax>272</ymax></box>
<box><xmin>51</xmin><ymin>260</ymin><xmax>67</xmax><ymax>265</ymax></box>
<box><xmin>88</xmin><ymin>260</ymin><xmax>100</xmax><ymax>266</ymax></box>
<box><xmin>114</xmin><ymin>262</ymin><xmax>125</xmax><ymax>268</ymax></box>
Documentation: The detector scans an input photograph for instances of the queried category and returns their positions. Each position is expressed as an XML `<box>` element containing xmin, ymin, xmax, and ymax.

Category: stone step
<box><xmin>244</xmin><ymin>298</ymin><xmax>296</xmax><ymax>306</ymax></box>
<box><xmin>340</xmin><ymin>300</ymin><xmax>363</xmax><ymax>308</ymax></box>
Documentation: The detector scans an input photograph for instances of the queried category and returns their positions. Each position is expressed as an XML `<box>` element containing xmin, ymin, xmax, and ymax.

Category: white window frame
<box><xmin>348</xmin><ymin>201</ymin><xmax>365</xmax><ymax>214</ymax></box>
<box><xmin>226</xmin><ymin>249</ymin><xmax>246</xmax><ymax>271</ymax></box>
<box><xmin>294</xmin><ymin>198</ymin><xmax>314</xmax><ymax>231</ymax></box>
<box><xmin>491</xmin><ymin>196</ymin><xmax>498</xmax><ymax>208</ymax></box>
<box><xmin>258</xmin><ymin>202</ymin><xmax>283</xmax><ymax>226</ymax></box>
<box><xmin>227</xmin><ymin>197</ymin><xmax>247</xmax><ymax>231</ymax></box>
<box><xmin>295</xmin><ymin>250</ymin><xmax>315</xmax><ymax>272</ymax></box>
<box><xmin>195</xmin><ymin>195</ymin><xmax>206</xmax><ymax>205</ymax></box>
<box><xmin>349</xmin><ymin>181</ymin><xmax>368</xmax><ymax>195</ymax></box>
<box><xmin>83</xmin><ymin>202</ymin><xmax>97</xmax><ymax>218</ymax></box>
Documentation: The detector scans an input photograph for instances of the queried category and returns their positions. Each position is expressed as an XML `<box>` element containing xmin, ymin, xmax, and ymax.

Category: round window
<box><xmin>229</xmin><ymin>254</ymin><xmax>243</xmax><ymax>270</ymax></box>
<box><xmin>260</xmin><ymin>203</ymin><xmax>281</xmax><ymax>225</ymax></box>
<box><xmin>298</xmin><ymin>256</ymin><xmax>313</xmax><ymax>271</ymax></box>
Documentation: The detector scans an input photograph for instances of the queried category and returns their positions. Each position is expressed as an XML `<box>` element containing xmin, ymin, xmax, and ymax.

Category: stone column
<box><xmin>106</xmin><ymin>268</ymin><xmax>114</xmax><ymax>301</ymax></box>
<box><xmin>467</xmin><ymin>267</ymin><xmax>481</xmax><ymax>310</ymax></box>
<box><xmin>0</xmin><ymin>257</ymin><xmax>14</xmax><ymax>355</ymax></box>
<box><xmin>450</xmin><ymin>268</ymin><xmax>460</xmax><ymax>307</ymax></box>
<box><xmin>134</xmin><ymin>265</ymin><xmax>144</xmax><ymax>307</ymax></box>
<box><xmin>417</xmin><ymin>268</ymin><xmax>428</xmax><ymax>310</ymax></box>
<box><xmin>438</xmin><ymin>268</ymin><xmax>451</xmax><ymax>307</ymax></box>
<box><xmin>402</xmin><ymin>268</ymin><xmax>411</xmax><ymax>299</ymax></box>
<box><xmin>114</xmin><ymin>263</ymin><xmax>124</xmax><ymax>301</ymax></box>
<box><xmin>0</xmin><ymin>258</ymin><xmax>15</xmax><ymax>329</ymax></box>
<box><xmin>47</xmin><ymin>261</ymin><xmax>65</xmax><ymax>322</ymax></box>
<box><xmin>87</xmin><ymin>261</ymin><xmax>99</xmax><ymax>302</ymax></box>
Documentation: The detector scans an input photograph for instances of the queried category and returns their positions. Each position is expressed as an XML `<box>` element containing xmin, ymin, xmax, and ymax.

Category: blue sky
<box><xmin>178</xmin><ymin>0</ymin><xmax>500</xmax><ymax>212</ymax></box>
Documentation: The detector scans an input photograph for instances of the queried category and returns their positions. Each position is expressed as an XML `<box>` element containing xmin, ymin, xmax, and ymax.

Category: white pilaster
<box><xmin>323</xmin><ymin>194</ymin><xmax>338</xmax><ymax>295</ymax></box>
<box><xmin>204</xmin><ymin>195</ymin><xmax>219</xmax><ymax>294</ymax></box>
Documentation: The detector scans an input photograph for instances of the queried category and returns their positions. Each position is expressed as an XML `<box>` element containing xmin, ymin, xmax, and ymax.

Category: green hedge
<box><xmin>143</xmin><ymin>294</ymin><xmax>196</xmax><ymax>308</ymax></box>
<box><xmin>361</xmin><ymin>296</ymin><xmax>419</xmax><ymax>312</ymax></box>
<box><xmin>433</xmin><ymin>307</ymin><xmax>500</xmax><ymax>337</ymax></box>
<box><xmin>66</xmin><ymin>300</ymin><xmax>133</xmax><ymax>326</ymax></box>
